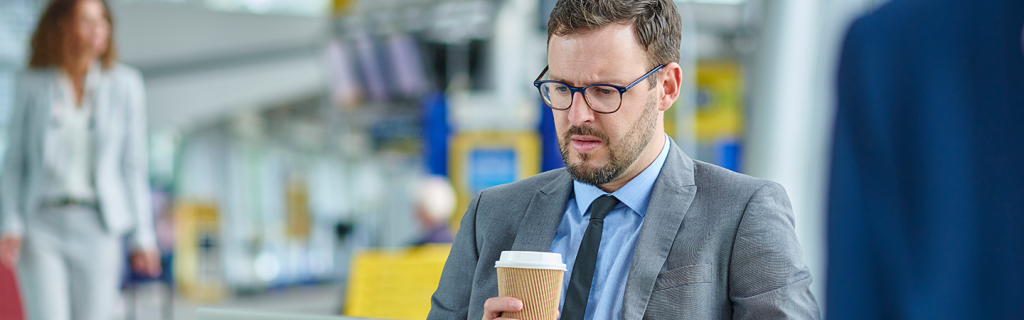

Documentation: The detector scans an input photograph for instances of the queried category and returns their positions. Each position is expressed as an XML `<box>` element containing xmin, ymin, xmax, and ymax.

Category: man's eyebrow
<box><xmin>547</xmin><ymin>74</ymin><xmax>631</xmax><ymax>87</ymax></box>
<box><xmin>546</xmin><ymin>75</ymin><xmax>573</xmax><ymax>85</ymax></box>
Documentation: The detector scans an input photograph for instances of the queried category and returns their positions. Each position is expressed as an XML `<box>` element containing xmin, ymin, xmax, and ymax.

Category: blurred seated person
<box><xmin>412</xmin><ymin>176</ymin><xmax>456</xmax><ymax>245</ymax></box>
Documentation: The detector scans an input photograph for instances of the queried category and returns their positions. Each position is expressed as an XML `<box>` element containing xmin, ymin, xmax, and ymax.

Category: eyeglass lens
<box><xmin>539</xmin><ymin>83</ymin><xmax>621</xmax><ymax>113</ymax></box>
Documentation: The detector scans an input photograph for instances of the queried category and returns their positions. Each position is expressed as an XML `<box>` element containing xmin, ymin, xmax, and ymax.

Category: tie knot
<box><xmin>590</xmin><ymin>195</ymin><xmax>620</xmax><ymax>221</ymax></box>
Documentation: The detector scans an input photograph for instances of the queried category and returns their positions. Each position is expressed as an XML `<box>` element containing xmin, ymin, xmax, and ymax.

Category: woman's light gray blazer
<box><xmin>0</xmin><ymin>64</ymin><xmax>155</xmax><ymax>250</ymax></box>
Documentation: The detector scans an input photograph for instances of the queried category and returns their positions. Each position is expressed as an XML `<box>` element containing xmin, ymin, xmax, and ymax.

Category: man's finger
<box><xmin>484</xmin><ymin>297</ymin><xmax>523</xmax><ymax>312</ymax></box>
<box><xmin>482</xmin><ymin>297</ymin><xmax>524</xmax><ymax>320</ymax></box>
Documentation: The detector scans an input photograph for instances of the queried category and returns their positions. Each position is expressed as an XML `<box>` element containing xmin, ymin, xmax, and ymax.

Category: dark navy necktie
<box><xmin>561</xmin><ymin>194</ymin><xmax>621</xmax><ymax>320</ymax></box>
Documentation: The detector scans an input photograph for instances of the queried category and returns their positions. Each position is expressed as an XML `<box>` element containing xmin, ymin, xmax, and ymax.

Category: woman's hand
<box><xmin>0</xmin><ymin>236</ymin><xmax>22</xmax><ymax>269</ymax></box>
<box><xmin>130</xmin><ymin>249</ymin><xmax>161</xmax><ymax>277</ymax></box>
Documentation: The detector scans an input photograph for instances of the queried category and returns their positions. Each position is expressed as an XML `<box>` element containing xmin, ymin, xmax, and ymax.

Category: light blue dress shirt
<box><xmin>549</xmin><ymin>135</ymin><xmax>671</xmax><ymax>320</ymax></box>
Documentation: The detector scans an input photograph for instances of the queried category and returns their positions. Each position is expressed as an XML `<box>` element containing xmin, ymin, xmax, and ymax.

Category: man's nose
<box><xmin>567</xmin><ymin>91</ymin><xmax>595</xmax><ymax>126</ymax></box>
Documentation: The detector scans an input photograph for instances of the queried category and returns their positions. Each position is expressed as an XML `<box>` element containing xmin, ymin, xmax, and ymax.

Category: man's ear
<box><xmin>658</xmin><ymin>62</ymin><xmax>683</xmax><ymax>112</ymax></box>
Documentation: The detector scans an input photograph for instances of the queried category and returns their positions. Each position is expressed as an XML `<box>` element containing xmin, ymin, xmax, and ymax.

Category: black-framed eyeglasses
<box><xmin>533</xmin><ymin>64</ymin><xmax>665</xmax><ymax>114</ymax></box>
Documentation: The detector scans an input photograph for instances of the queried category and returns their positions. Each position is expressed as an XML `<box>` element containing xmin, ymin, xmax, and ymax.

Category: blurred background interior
<box><xmin>0</xmin><ymin>0</ymin><xmax>889</xmax><ymax>319</ymax></box>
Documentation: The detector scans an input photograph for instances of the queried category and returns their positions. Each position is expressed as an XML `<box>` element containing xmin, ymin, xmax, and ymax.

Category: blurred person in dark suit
<box><xmin>0</xmin><ymin>1</ymin><xmax>161</xmax><ymax>319</ymax></box>
<box><xmin>829</xmin><ymin>0</ymin><xmax>1024</xmax><ymax>318</ymax></box>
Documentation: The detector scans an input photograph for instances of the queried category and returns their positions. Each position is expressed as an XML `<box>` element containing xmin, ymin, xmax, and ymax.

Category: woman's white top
<box><xmin>43</xmin><ymin>68</ymin><xmax>98</xmax><ymax>200</ymax></box>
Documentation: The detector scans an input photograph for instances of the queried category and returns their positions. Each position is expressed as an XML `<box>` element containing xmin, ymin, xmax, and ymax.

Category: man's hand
<box><xmin>130</xmin><ymin>249</ymin><xmax>162</xmax><ymax>277</ymax></box>
<box><xmin>0</xmin><ymin>236</ymin><xmax>21</xmax><ymax>269</ymax></box>
<box><xmin>482</xmin><ymin>297</ymin><xmax>524</xmax><ymax>320</ymax></box>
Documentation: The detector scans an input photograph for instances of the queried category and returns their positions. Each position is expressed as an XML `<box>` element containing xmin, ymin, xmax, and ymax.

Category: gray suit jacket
<box><xmin>0</xmin><ymin>64</ymin><xmax>155</xmax><ymax>249</ymax></box>
<box><xmin>428</xmin><ymin>141</ymin><xmax>819</xmax><ymax>319</ymax></box>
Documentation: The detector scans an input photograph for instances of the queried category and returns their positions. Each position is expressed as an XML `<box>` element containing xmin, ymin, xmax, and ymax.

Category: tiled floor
<box><xmin>116</xmin><ymin>283</ymin><xmax>344</xmax><ymax>320</ymax></box>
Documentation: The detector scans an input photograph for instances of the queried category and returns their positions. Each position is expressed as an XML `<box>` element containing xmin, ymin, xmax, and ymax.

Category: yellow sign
<box><xmin>173</xmin><ymin>201</ymin><xmax>227</xmax><ymax>302</ymax></box>
<box><xmin>286</xmin><ymin>176</ymin><xmax>311</xmax><ymax>240</ymax></box>
<box><xmin>332</xmin><ymin>0</ymin><xmax>357</xmax><ymax>16</ymax></box>
<box><xmin>449</xmin><ymin>131</ymin><xmax>540</xmax><ymax>232</ymax></box>
<box><xmin>694</xmin><ymin>61</ymin><xmax>743</xmax><ymax>142</ymax></box>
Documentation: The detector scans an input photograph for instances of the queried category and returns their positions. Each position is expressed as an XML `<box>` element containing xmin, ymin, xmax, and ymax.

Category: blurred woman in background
<box><xmin>0</xmin><ymin>0</ymin><xmax>161</xmax><ymax>319</ymax></box>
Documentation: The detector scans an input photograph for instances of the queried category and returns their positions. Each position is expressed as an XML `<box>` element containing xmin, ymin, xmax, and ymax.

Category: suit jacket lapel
<box><xmin>90</xmin><ymin>68</ymin><xmax>110</xmax><ymax>139</ymax></box>
<box><xmin>511</xmin><ymin>170</ymin><xmax>573</xmax><ymax>252</ymax></box>
<box><xmin>621</xmin><ymin>141</ymin><xmax>697</xmax><ymax>319</ymax></box>
<box><xmin>88</xmin><ymin>69</ymin><xmax>110</xmax><ymax>180</ymax></box>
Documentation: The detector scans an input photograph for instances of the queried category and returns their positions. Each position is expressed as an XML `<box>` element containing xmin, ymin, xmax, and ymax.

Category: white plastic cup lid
<box><xmin>494</xmin><ymin>251</ymin><xmax>567</xmax><ymax>271</ymax></box>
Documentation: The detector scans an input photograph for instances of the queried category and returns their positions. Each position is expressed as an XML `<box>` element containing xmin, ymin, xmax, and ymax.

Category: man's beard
<box><xmin>559</xmin><ymin>96</ymin><xmax>658</xmax><ymax>186</ymax></box>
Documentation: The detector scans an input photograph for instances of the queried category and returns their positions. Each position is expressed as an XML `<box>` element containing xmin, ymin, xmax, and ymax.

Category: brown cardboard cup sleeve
<box><xmin>494</xmin><ymin>251</ymin><xmax>567</xmax><ymax>320</ymax></box>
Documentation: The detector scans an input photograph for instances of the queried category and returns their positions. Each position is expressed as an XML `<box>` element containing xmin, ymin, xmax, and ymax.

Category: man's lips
<box><xmin>571</xmin><ymin>135</ymin><xmax>603</xmax><ymax>153</ymax></box>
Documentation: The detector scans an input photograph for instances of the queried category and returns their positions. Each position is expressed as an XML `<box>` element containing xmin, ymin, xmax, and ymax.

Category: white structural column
<box><xmin>744</xmin><ymin>0</ymin><xmax>825</xmax><ymax>310</ymax></box>
<box><xmin>673</xmin><ymin>1</ymin><xmax>699</xmax><ymax>158</ymax></box>
<box><xmin>743</xmin><ymin>0</ymin><xmax>877</xmax><ymax>315</ymax></box>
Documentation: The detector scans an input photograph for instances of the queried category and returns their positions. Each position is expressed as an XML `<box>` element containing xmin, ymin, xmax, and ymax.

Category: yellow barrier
<box><xmin>343</xmin><ymin>244</ymin><xmax>452</xmax><ymax>319</ymax></box>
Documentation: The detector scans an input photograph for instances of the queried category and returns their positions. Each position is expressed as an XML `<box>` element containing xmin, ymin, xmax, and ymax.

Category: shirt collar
<box><xmin>56</xmin><ymin>61</ymin><xmax>102</xmax><ymax>107</ymax></box>
<box><xmin>573</xmin><ymin>134</ymin><xmax>672</xmax><ymax>217</ymax></box>
<box><xmin>58</xmin><ymin>61</ymin><xmax>102</xmax><ymax>85</ymax></box>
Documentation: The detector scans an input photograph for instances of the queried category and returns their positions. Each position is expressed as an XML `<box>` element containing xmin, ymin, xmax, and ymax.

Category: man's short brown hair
<box><xmin>547</xmin><ymin>0</ymin><xmax>682</xmax><ymax>69</ymax></box>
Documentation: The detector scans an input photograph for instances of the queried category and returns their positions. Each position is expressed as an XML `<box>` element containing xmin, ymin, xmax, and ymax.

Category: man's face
<box><xmin>548</xmin><ymin>23</ymin><xmax>662</xmax><ymax>187</ymax></box>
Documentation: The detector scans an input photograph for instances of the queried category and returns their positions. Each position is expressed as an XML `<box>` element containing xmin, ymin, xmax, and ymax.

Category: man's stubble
<box><xmin>560</xmin><ymin>92</ymin><xmax>659</xmax><ymax>186</ymax></box>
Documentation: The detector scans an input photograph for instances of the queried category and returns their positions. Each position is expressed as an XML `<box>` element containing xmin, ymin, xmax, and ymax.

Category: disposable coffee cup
<box><xmin>494</xmin><ymin>251</ymin><xmax>567</xmax><ymax>320</ymax></box>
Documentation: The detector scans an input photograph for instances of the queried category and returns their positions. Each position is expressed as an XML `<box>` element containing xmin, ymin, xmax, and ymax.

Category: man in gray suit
<box><xmin>428</xmin><ymin>0</ymin><xmax>819</xmax><ymax>319</ymax></box>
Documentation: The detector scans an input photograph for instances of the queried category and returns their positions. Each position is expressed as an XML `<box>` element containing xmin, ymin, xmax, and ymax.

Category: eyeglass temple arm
<box><xmin>535</xmin><ymin>66</ymin><xmax>549</xmax><ymax>82</ymax></box>
<box><xmin>624</xmin><ymin>64</ymin><xmax>666</xmax><ymax>89</ymax></box>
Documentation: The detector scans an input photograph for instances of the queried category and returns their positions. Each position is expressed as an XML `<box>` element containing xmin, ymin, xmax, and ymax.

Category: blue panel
<box><xmin>538</xmin><ymin>99</ymin><xmax>564</xmax><ymax>172</ymax></box>
<box><xmin>716</xmin><ymin>139</ymin><xmax>740</xmax><ymax>172</ymax></box>
<box><xmin>421</xmin><ymin>92</ymin><xmax>449</xmax><ymax>176</ymax></box>
<box><xmin>469</xmin><ymin>149</ymin><xmax>517</xmax><ymax>194</ymax></box>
